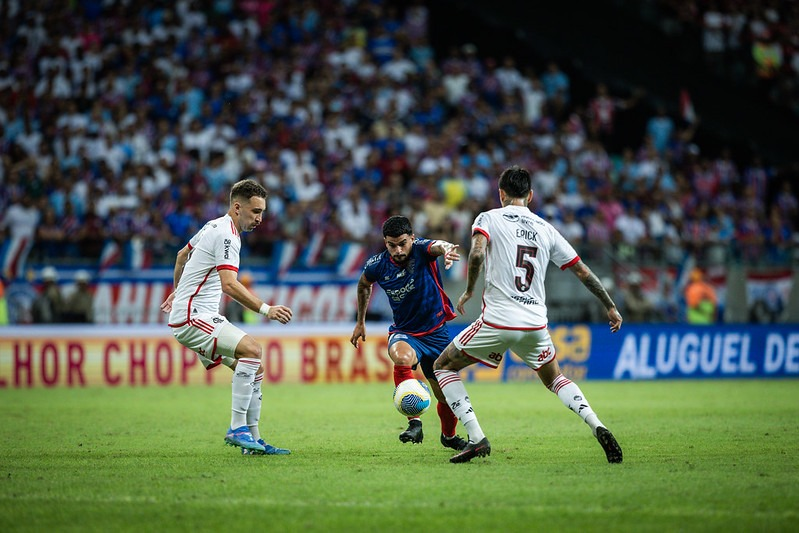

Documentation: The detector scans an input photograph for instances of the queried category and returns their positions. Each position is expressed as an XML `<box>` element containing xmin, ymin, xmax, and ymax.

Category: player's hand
<box><xmin>456</xmin><ymin>290</ymin><xmax>473</xmax><ymax>315</ymax></box>
<box><xmin>160</xmin><ymin>292</ymin><xmax>175</xmax><ymax>313</ymax></box>
<box><xmin>608</xmin><ymin>307</ymin><xmax>623</xmax><ymax>333</ymax></box>
<box><xmin>443</xmin><ymin>244</ymin><xmax>460</xmax><ymax>270</ymax></box>
<box><xmin>268</xmin><ymin>305</ymin><xmax>293</xmax><ymax>324</ymax></box>
<box><xmin>350</xmin><ymin>323</ymin><xmax>366</xmax><ymax>348</ymax></box>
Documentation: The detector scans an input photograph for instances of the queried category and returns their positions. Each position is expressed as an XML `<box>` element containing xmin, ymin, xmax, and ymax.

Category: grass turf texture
<box><xmin>1</xmin><ymin>380</ymin><xmax>797</xmax><ymax>532</ymax></box>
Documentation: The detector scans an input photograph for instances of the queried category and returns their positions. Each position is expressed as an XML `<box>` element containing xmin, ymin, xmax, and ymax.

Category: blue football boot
<box><xmin>224</xmin><ymin>425</ymin><xmax>263</xmax><ymax>452</ymax></box>
<box><xmin>242</xmin><ymin>438</ymin><xmax>291</xmax><ymax>455</ymax></box>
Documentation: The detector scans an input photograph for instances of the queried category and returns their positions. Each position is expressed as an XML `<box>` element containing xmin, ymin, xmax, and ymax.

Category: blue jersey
<box><xmin>363</xmin><ymin>238</ymin><xmax>456</xmax><ymax>336</ymax></box>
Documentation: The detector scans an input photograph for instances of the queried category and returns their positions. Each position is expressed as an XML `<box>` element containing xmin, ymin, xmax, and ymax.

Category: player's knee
<box><xmin>236</xmin><ymin>335</ymin><xmax>262</xmax><ymax>360</ymax></box>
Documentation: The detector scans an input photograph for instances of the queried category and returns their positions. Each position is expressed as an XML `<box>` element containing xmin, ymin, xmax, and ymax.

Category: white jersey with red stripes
<box><xmin>168</xmin><ymin>214</ymin><xmax>240</xmax><ymax>327</ymax></box>
<box><xmin>472</xmin><ymin>205</ymin><xmax>579</xmax><ymax>329</ymax></box>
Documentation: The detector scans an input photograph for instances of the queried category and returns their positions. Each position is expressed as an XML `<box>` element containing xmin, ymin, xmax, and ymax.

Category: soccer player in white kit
<box><xmin>160</xmin><ymin>179</ymin><xmax>294</xmax><ymax>455</ymax></box>
<box><xmin>434</xmin><ymin>165</ymin><xmax>624</xmax><ymax>464</ymax></box>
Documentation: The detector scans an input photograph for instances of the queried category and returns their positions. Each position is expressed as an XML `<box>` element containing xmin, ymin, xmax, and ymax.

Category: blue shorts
<box><xmin>388</xmin><ymin>325</ymin><xmax>451</xmax><ymax>379</ymax></box>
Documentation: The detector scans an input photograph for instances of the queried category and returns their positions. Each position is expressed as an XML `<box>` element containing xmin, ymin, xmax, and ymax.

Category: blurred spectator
<box><xmin>0</xmin><ymin>194</ymin><xmax>40</xmax><ymax>279</ymax></box>
<box><xmin>31</xmin><ymin>266</ymin><xmax>63</xmax><ymax>324</ymax></box>
<box><xmin>654</xmin><ymin>278</ymin><xmax>680</xmax><ymax>323</ymax></box>
<box><xmin>0</xmin><ymin>0</ymin><xmax>793</xmax><ymax>292</ymax></box>
<box><xmin>621</xmin><ymin>272</ymin><xmax>655</xmax><ymax>323</ymax></box>
<box><xmin>684</xmin><ymin>268</ymin><xmax>718</xmax><ymax>324</ymax></box>
<box><xmin>749</xmin><ymin>287</ymin><xmax>785</xmax><ymax>324</ymax></box>
<box><xmin>645</xmin><ymin>105</ymin><xmax>675</xmax><ymax>155</ymax></box>
<box><xmin>62</xmin><ymin>270</ymin><xmax>94</xmax><ymax>323</ymax></box>
<box><xmin>553</xmin><ymin>209</ymin><xmax>585</xmax><ymax>247</ymax></box>
<box><xmin>338</xmin><ymin>186</ymin><xmax>373</xmax><ymax>243</ymax></box>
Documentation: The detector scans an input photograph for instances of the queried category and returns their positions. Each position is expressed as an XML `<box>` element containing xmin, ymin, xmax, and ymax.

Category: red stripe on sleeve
<box><xmin>560</xmin><ymin>256</ymin><xmax>580</xmax><ymax>270</ymax></box>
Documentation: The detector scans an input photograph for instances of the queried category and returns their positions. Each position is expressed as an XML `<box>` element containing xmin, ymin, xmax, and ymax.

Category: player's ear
<box><xmin>528</xmin><ymin>190</ymin><xmax>534</xmax><ymax>204</ymax></box>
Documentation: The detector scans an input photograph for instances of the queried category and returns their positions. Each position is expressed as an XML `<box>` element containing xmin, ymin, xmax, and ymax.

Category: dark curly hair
<box><xmin>498</xmin><ymin>165</ymin><xmax>532</xmax><ymax>199</ymax></box>
<box><xmin>382</xmin><ymin>215</ymin><xmax>413</xmax><ymax>238</ymax></box>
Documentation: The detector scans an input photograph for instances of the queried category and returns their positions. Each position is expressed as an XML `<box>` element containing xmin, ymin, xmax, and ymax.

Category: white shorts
<box><xmin>170</xmin><ymin>313</ymin><xmax>247</xmax><ymax>370</ymax></box>
<box><xmin>453</xmin><ymin>319</ymin><xmax>556</xmax><ymax>371</ymax></box>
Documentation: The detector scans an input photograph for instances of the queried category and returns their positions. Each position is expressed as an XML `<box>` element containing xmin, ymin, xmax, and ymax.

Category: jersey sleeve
<box><xmin>362</xmin><ymin>254</ymin><xmax>380</xmax><ymax>282</ymax></box>
<box><xmin>187</xmin><ymin>224</ymin><xmax>205</xmax><ymax>250</ymax></box>
<box><xmin>549</xmin><ymin>226</ymin><xmax>580</xmax><ymax>270</ymax></box>
<box><xmin>417</xmin><ymin>238</ymin><xmax>436</xmax><ymax>261</ymax></box>
<box><xmin>472</xmin><ymin>211</ymin><xmax>490</xmax><ymax>240</ymax></box>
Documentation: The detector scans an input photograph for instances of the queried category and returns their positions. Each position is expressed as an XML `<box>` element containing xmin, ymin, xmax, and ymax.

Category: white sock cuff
<box><xmin>549</xmin><ymin>374</ymin><xmax>572</xmax><ymax>394</ymax></box>
<box><xmin>237</xmin><ymin>358</ymin><xmax>260</xmax><ymax>375</ymax></box>
<box><xmin>434</xmin><ymin>369</ymin><xmax>460</xmax><ymax>388</ymax></box>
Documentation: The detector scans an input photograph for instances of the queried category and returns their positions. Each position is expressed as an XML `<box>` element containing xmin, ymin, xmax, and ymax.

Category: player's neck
<box><xmin>502</xmin><ymin>200</ymin><xmax>526</xmax><ymax>208</ymax></box>
<box><xmin>227</xmin><ymin>208</ymin><xmax>243</xmax><ymax>233</ymax></box>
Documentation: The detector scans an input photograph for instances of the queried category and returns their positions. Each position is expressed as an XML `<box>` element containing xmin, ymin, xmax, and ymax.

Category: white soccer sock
<box><xmin>434</xmin><ymin>369</ymin><xmax>485</xmax><ymax>443</ymax></box>
<box><xmin>231</xmin><ymin>358</ymin><xmax>260</xmax><ymax>430</ymax></box>
<box><xmin>247</xmin><ymin>373</ymin><xmax>264</xmax><ymax>441</ymax></box>
<box><xmin>548</xmin><ymin>374</ymin><xmax>603</xmax><ymax>436</ymax></box>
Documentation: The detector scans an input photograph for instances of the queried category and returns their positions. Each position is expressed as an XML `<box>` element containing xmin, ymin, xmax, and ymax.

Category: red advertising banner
<box><xmin>0</xmin><ymin>326</ymin><xmax>394</xmax><ymax>388</ymax></box>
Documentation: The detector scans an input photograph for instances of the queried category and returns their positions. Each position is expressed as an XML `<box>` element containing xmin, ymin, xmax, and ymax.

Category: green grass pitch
<box><xmin>1</xmin><ymin>379</ymin><xmax>797</xmax><ymax>532</ymax></box>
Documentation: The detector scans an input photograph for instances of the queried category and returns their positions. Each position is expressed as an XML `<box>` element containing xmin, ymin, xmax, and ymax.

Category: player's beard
<box><xmin>392</xmin><ymin>253</ymin><xmax>408</xmax><ymax>265</ymax></box>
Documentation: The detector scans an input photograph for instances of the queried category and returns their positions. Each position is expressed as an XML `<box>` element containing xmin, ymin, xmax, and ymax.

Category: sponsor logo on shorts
<box><xmin>538</xmin><ymin>347</ymin><xmax>552</xmax><ymax>362</ymax></box>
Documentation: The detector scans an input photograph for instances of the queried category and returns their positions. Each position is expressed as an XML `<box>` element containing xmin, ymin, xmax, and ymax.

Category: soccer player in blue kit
<box><xmin>350</xmin><ymin>215</ymin><xmax>468</xmax><ymax>450</ymax></box>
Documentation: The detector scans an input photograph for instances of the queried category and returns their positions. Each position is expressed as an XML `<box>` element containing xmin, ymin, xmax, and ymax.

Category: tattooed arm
<box><xmin>569</xmin><ymin>259</ymin><xmax>623</xmax><ymax>332</ymax></box>
<box><xmin>457</xmin><ymin>233</ymin><xmax>487</xmax><ymax>315</ymax></box>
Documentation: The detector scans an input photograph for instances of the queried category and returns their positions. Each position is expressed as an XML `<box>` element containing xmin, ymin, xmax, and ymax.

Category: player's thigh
<box><xmin>231</xmin><ymin>330</ymin><xmax>262</xmax><ymax>361</ymax></box>
<box><xmin>171</xmin><ymin>317</ymin><xmax>242</xmax><ymax>370</ymax></box>
<box><xmin>510</xmin><ymin>328</ymin><xmax>557</xmax><ymax>372</ymax></box>
<box><xmin>414</xmin><ymin>327</ymin><xmax>451</xmax><ymax>380</ymax></box>
<box><xmin>452</xmin><ymin>320</ymin><xmax>509</xmax><ymax>369</ymax></box>
<box><xmin>388</xmin><ymin>332</ymin><xmax>418</xmax><ymax>365</ymax></box>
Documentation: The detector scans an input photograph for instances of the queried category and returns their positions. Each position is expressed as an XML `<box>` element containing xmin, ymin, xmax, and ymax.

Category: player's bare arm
<box><xmin>430</xmin><ymin>240</ymin><xmax>460</xmax><ymax>270</ymax></box>
<box><xmin>160</xmin><ymin>244</ymin><xmax>191</xmax><ymax>313</ymax></box>
<box><xmin>568</xmin><ymin>260</ymin><xmax>623</xmax><ymax>332</ymax></box>
<box><xmin>457</xmin><ymin>233</ymin><xmax>487</xmax><ymax>315</ymax></box>
<box><xmin>218</xmin><ymin>269</ymin><xmax>293</xmax><ymax>324</ymax></box>
<box><xmin>350</xmin><ymin>273</ymin><xmax>373</xmax><ymax>347</ymax></box>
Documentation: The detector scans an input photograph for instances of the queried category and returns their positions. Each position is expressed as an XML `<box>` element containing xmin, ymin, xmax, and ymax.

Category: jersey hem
<box><xmin>481</xmin><ymin>318</ymin><xmax>548</xmax><ymax>331</ymax></box>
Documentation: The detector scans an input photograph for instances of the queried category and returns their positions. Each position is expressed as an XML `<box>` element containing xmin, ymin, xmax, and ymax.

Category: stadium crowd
<box><xmin>0</xmin><ymin>0</ymin><xmax>797</xmax><ymax>285</ymax></box>
<box><xmin>655</xmin><ymin>0</ymin><xmax>799</xmax><ymax>115</ymax></box>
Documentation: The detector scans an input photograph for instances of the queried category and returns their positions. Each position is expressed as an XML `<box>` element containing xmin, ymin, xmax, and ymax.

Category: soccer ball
<box><xmin>393</xmin><ymin>379</ymin><xmax>432</xmax><ymax>417</ymax></box>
